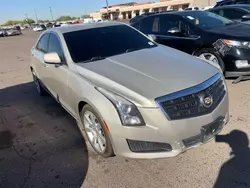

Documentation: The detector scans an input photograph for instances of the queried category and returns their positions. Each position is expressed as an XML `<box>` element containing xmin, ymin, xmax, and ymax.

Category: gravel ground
<box><xmin>0</xmin><ymin>30</ymin><xmax>250</xmax><ymax>188</ymax></box>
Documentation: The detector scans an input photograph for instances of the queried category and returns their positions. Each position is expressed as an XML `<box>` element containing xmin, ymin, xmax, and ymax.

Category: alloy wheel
<box><xmin>83</xmin><ymin>111</ymin><xmax>106</xmax><ymax>153</ymax></box>
<box><xmin>199</xmin><ymin>53</ymin><xmax>219</xmax><ymax>64</ymax></box>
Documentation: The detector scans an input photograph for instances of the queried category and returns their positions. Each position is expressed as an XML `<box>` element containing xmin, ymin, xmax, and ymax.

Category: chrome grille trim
<box><xmin>155</xmin><ymin>73</ymin><xmax>226</xmax><ymax>120</ymax></box>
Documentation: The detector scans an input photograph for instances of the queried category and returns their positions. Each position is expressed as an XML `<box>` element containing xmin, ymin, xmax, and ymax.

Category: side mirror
<box><xmin>44</xmin><ymin>52</ymin><xmax>62</xmax><ymax>64</ymax></box>
<box><xmin>242</xmin><ymin>14</ymin><xmax>250</xmax><ymax>22</ymax></box>
<box><xmin>148</xmin><ymin>34</ymin><xmax>157</xmax><ymax>41</ymax></box>
<box><xmin>168</xmin><ymin>27</ymin><xmax>181</xmax><ymax>34</ymax></box>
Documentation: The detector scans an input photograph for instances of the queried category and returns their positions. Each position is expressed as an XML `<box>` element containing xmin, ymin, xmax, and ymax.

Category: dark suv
<box><xmin>209</xmin><ymin>4</ymin><xmax>250</xmax><ymax>22</ymax></box>
<box><xmin>131</xmin><ymin>11</ymin><xmax>250</xmax><ymax>79</ymax></box>
<box><xmin>215</xmin><ymin>0</ymin><xmax>250</xmax><ymax>7</ymax></box>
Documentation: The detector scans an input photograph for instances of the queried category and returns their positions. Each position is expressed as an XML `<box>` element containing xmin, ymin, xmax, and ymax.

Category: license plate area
<box><xmin>201</xmin><ymin>116</ymin><xmax>224</xmax><ymax>143</ymax></box>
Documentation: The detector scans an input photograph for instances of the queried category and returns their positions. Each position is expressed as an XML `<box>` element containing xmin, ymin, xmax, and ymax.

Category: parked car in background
<box><xmin>209</xmin><ymin>4</ymin><xmax>250</xmax><ymax>22</ymax></box>
<box><xmin>214</xmin><ymin>0</ymin><xmax>250</xmax><ymax>7</ymax></box>
<box><xmin>131</xmin><ymin>10</ymin><xmax>250</xmax><ymax>79</ymax></box>
<box><xmin>53</xmin><ymin>22</ymin><xmax>62</xmax><ymax>27</ymax></box>
<box><xmin>46</xmin><ymin>22</ymin><xmax>53</xmax><ymax>28</ymax></box>
<box><xmin>33</xmin><ymin>24</ymin><xmax>46</xmax><ymax>32</ymax></box>
<box><xmin>184</xmin><ymin>7</ymin><xmax>199</xmax><ymax>10</ymax></box>
<box><xmin>6</xmin><ymin>28</ymin><xmax>21</xmax><ymax>36</ymax></box>
<box><xmin>0</xmin><ymin>29</ymin><xmax>6</xmax><ymax>37</ymax></box>
<box><xmin>30</xmin><ymin>22</ymin><xmax>229</xmax><ymax>159</ymax></box>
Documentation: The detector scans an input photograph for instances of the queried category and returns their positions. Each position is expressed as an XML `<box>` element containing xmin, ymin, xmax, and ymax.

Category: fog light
<box><xmin>235</xmin><ymin>60</ymin><xmax>250</xmax><ymax>68</ymax></box>
<box><xmin>127</xmin><ymin>140</ymin><xmax>172</xmax><ymax>153</ymax></box>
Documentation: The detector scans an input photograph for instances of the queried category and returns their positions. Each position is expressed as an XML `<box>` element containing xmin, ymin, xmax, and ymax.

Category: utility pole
<box><xmin>49</xmin><ymin>7</ymin><xmax>54</xmax><ymax>21</ymax></box>
<box><xmin>105</xmin><ymin>0</ymin><xmax>109</xmax><ymax>20</ymax></box>
<box><xmin>34</xmin><ymin>8</ymin><xmax>38</xmax><ymax>23</ymax></box>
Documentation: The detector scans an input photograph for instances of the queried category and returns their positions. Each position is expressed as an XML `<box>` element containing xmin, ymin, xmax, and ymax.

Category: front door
<box><xmin>42</xmin><ymin>33</ymin><xmax>74</xmax><ymax>115</ymax></box>
<box><xmin>155</xmin><ymin>15</ymin><xmax>201</xmax><ymax>54</ymax></box>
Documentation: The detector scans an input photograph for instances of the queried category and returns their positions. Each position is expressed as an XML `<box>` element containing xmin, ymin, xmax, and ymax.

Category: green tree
<box><xmin>23</xmin><ymin>18</ymin><xmax>35</xmax><ymax>25</ymax></box>
<box><xmin>56</xmin><ymin>16</ymin><xmax>72</xmax><ymax>21</ymax></box>
<box><xmin>82</xmin><ymin>14</ymin><xmax>91</xmax><ymax>19</ymax></box>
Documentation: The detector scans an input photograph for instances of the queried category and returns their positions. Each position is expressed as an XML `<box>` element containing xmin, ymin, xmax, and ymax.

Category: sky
<box><xmin>0</xmin><ymin>0</ymin><xmax>147</xmax><ymax>24</ymax></box>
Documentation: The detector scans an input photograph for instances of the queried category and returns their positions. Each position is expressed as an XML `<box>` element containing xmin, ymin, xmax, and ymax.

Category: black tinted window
<box><xmin>48</xmin><ymin>34</ymin><xmax>64</xmax><ymax>61</ymax></box>
<box><xmin>63</xmin><ymin>25</ymin><xmax>157</xmax><ymax>63</ymax></box>
<box><xmin>37</xmin><ymin>34</ymin><xmax>49</xmax><ymax>53</ymax></box>
<box><xmin>140</xmin><ymin>16</ymin><xmax>155</xmax><ymax>33</ymax></box>
<box><xmin>159</xmin><ymin>15</ymin><xmax>181</xmax><ymax>34</ymax></box>
<box><xmin>223</xmin><ymin>9</ymin><xmax>246</xmax><ymax>19</ymax></box>
<box><xmin>181</xmin><ymin>11</ymin><xmax>233</xmax><ymax>30</ymax></box>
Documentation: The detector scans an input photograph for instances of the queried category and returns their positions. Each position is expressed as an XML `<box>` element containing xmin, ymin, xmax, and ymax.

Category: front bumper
<box><xmin>107</xmin><ymin>93</ymin><xmax>229</xmax><ymax>159</ymax></box>
<box><xmin>222</xmin><ymin>47</ymin><xmax>250</xmax><ymax>77</ymax></box>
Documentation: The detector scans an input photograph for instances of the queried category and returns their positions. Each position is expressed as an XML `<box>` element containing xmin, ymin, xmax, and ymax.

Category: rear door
<box><xmin>153</xmin><ymin>14</ymin><xmax>201</xmax><ymax>54</ymax></box>
<box><xmin>31</xmin><ymin>33</ymin><xmax>50</xmax><ymax>87</ymax></box>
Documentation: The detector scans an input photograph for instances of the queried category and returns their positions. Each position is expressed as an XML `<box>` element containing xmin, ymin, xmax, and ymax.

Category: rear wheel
<box><xmin>79</xmin><ymin>104</ymin><xmax>114</xmax><ymax>157</ymax></box>
<box><xmin>195</xmin><ymin>48</ymin><xmax>225</xmax><ymax>73</ymax></box>
<box><xmin>32</xmin><ymin>71</ymin><xmax>47</xmax><ymax>96</ymax></box>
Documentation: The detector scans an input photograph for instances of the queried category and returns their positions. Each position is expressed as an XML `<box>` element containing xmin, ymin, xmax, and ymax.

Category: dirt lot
<box><xmin>1</xmin><ymin>30</ymin><xmax>250</xmax><ymax>188</ymax></box>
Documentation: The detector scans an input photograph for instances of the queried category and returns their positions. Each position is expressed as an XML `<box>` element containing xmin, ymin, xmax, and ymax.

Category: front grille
<box><xmin>156</xmin><ymin>74</ymin><xmax>226</xmax><ymax>120</ymax></box>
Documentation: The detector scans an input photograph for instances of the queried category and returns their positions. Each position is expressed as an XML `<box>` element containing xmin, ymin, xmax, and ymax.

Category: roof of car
<box><xmin>47</xmin><ymin>22</ymin><xmax>124</xmax><ymax>34</ymax></box>
<box><xmin>157</xmin><ymin>10</ymin><xmax>203</xmax><ymax>16</ymax></box>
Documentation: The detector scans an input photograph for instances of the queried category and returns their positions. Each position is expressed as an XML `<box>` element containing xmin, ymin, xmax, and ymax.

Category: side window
<box><xmin>48</xmin><ymin>34</ymin><xmax>65</xmax><ymax>62</ymax></box>
<box><xmin>140</xmin><ymin>16</ymin><xmax>155</xmax><ymax>33</ymax></box>
<box><xmin>159</xmin><ymin>15</ymin><xmax>181</xmax><ymax>34</ymax></box>
<box><xmin>223</xmin><ymin>9</ymin><xmax>246</xmax><ymax>19</ymax></box>
<box><xmin>36</xmin><ymin>34</ymin><xmax>49</xmax><ymax>53</ymax></box>
<box><xmin>152</xmin><ymin>17</ymin><xmax>160</xmax><ymax>33</ymax></box>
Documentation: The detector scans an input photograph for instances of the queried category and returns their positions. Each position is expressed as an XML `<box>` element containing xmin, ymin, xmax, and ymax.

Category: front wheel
<box><xmin>80</xmin><ymin>104</ymin><xmax>114</xmax><ymax>158</ymax></box>
<box><xmin>194</xmin><ymin>48</ymin><xmax>225</xmax><ymax>73</ymax></box>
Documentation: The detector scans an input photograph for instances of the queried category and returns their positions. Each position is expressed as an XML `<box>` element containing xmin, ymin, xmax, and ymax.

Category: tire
<box><xmin>31</xmin><ymin>70</ymin><xmax>47</xmax><ymax>96</ymax></box>
<box><xmin>80</xmin><ymin>104</ymin><xmax>114</xmax><ymax>158</ymax></box>
<box><xmin>194</xmin><ymin>48</ymin><xmax>225</xmax><ymax>73</ymax></box>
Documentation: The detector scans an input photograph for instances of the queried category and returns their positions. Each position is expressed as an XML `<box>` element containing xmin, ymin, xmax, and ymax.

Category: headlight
<box><xmin>223</xmin><ymin>39</ymin><xmax>250</xmax><ymax>48</ymax></box>
<box><xmin>96</xmin><ymin>87</ymin><xmax>145</xmax><ymax>126</ymax></box>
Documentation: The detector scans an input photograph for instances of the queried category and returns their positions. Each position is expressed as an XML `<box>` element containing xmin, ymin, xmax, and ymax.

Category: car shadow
<box><xmin>214</xmin><ymin>130</ymin><xmax>250</xmax><ymax>188</ymax></box>
<box><xmin>0</xmin><ymin>82</ymin><xmax>89</xmax><ymax>188</ymax></box>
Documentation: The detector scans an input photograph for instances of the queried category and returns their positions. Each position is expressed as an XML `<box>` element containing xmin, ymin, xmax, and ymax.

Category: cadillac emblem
<box><xmin>199</xmin><ymin>94</ymin><xmax>213</xmax><ymax>108</ymax></box>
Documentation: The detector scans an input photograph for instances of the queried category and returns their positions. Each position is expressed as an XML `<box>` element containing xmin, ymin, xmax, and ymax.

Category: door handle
<box><xmin>43</xmin><ymin>64</ymin><xmax>48</xmax><ymax>67</ymax></box>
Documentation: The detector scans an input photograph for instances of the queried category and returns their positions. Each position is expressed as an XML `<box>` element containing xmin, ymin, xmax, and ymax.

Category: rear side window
<box><xmin>36</xmin><ymin>34</ymin><xmax>49</xmax><ymax>53</ymax></box>
<box><xmin>140</xmin><ymin>16</ymin><xmax>155</xmax><ymax>33</ymax></box>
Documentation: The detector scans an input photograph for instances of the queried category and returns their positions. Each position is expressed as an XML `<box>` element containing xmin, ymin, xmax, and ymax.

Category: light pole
<box><xmin>49</xmin><ymin>7</ymin><xmax>54</xmax><ymax>21</ymax></box>
<box><xmin>105</xmin><ymin>0</ymin><xmax>109</xmax><ymax>20</ymax></box>
<box><xmin>34</xmin><ymin>8</ymin><xmax>38</xmax><ymax>23</ymax></box>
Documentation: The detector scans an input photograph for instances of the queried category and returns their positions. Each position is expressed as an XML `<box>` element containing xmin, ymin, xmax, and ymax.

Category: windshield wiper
<box><xmin>125</xmin><ymin>48</ymin><xmax>142</xmax><ymax>53</ymax></box>
<box><xmin>224</xmin><ymin>22</ymin><xmax>237</xmax><ymax>26</ymax></box>
<box><xmin>82</xmin><ymin>56</ymin><xmax>106</xmax><ymax>63</ymax></box>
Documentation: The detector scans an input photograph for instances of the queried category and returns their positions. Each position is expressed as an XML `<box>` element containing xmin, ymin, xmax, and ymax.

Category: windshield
<box><xmin>181</xmin><ymin>11</ymin><xmax>234</xmax><ymax>30</ymax></box>
<box><xmin>63</xmin><ymin>24</ymin><xmax>157</xmax><ymax>63</ymax></box>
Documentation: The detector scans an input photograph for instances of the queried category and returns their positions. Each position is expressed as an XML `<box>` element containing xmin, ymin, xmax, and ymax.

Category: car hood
<box><xmin>208</xmin><ymin>22</ymin><xmax>250</xmax><ymax>40</ymax></box>
<box><xmin>76</xmin><ymin>46</ymin><xmax>220</xmax><ymax>107</ymax></box>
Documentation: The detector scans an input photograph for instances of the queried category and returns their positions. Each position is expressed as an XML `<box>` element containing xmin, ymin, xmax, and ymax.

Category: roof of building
<box><xmin>47</xmin><ymin>22</ymin><xmax>124</xmax><ymax>34</ymax></box>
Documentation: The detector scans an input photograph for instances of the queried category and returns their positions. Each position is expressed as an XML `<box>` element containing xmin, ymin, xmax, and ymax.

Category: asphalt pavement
<box><xmin>1</xmin><ymin>30</ymin><xmax>250</xmax><ymax>188</ymax></box>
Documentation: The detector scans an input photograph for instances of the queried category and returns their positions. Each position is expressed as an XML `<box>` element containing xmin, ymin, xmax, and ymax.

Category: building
<box><xmin>89</xmin><ymin>0</ymin><xmax>216</xmax><ymax>21</ymax></box>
